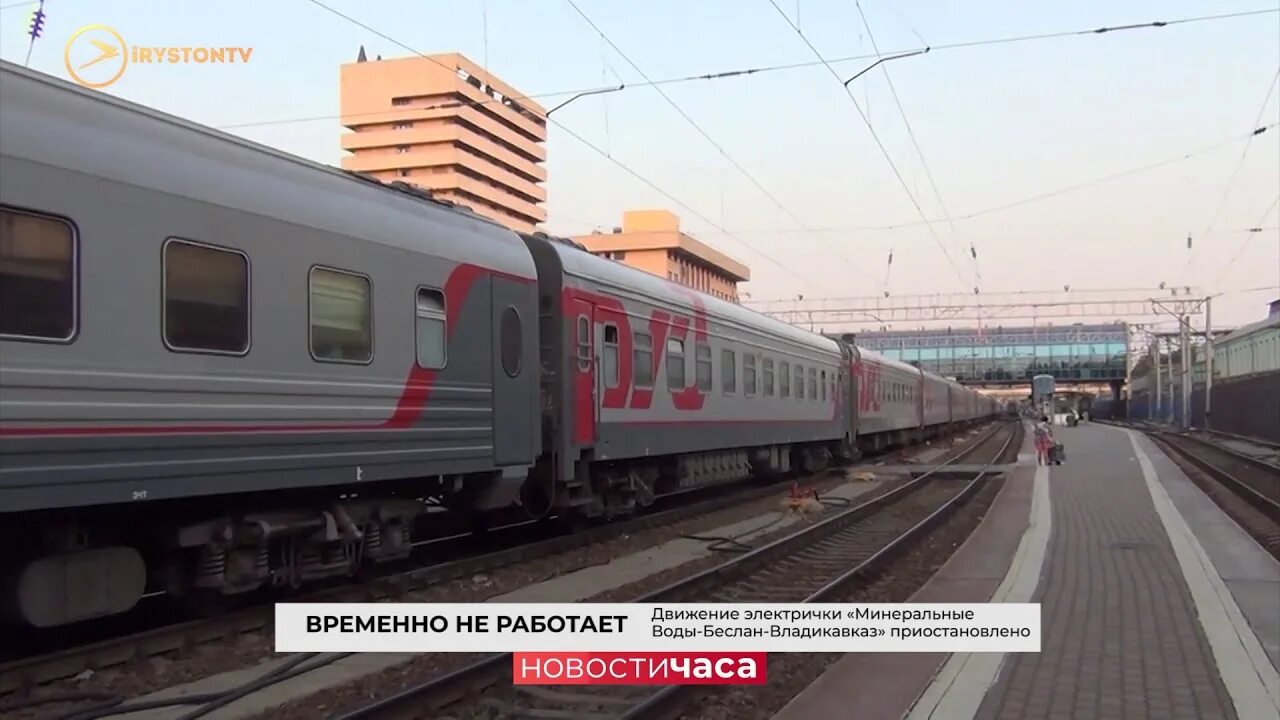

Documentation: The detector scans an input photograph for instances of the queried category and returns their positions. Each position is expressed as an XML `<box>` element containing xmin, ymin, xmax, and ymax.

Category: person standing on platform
<box><xmin>1034</xmin><ymin>416</ymin><xmax>1055</xmax><ymax>466</ymax></box>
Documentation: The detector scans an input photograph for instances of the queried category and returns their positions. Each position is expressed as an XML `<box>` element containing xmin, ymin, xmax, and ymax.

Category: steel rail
<box><xmin>1172</xmin><ymin>430</ymin><xmax>1280</xmax><ymax>476</ymax></box>
<box><xmin>0</xmin><ymin>466</ymin><xmax>848</xmax><ymax>695</ymax></box>
<box><xmin>330</xmin><ymin>421</ymin><xmax>1018</xmax><ymax>720</ymax></box>
<box><xmin>616</xmin><ymin>424</ymin><xmax>1019</xmax><ymax>720</ymax></box>
<box><xmin>1199</xmin><ymin>427</ymin><xmax>1280</xmax><ymax>452</ymax></box>
<box><xmin>1148</xmin><ymin>431</ymin><xmax>1280</xmax><ymax>525</ymax></box>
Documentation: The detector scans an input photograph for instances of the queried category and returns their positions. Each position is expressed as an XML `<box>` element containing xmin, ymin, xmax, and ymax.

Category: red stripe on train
<box><xmin>0</xmin><ymin>264</ymin><xmax>533</xmax><ymax>438</ymax></box>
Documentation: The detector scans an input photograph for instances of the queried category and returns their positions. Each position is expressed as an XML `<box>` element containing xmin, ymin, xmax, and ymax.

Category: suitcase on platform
<box><xmin>1051</xmin><ymin>442</ymin><xmax>1065</xmax><ymax>465</ymax></box>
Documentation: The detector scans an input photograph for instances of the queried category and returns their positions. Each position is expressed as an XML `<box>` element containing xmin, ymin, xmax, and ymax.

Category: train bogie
<box><xmin>0</xmin><ymin>61</ymin><xmax>1002</xmax><ymax>628</ymax></box>
<box><xmin>521</xmin><ymin>234</ymin><xmax>850</xmax><ymax>518</ymax></box>
<box><xmin>0</xmin><ymin>62</ymin><xmax>542</xmax><ymax>626</ymax></box>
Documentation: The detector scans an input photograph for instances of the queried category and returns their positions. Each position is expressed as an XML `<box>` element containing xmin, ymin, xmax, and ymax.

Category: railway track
<box><xmin>1146</xmin><ymin>429</ymin><xmax>1280</xmax><ymax>559</ymax></box>
<box><xmin>329</xmin><ymin>421</ymin><xmax>1020</xmax><ymax>720</ymax></box>
<box><xmin>0</xmin><ymin>472</ymin><xmax>850</xmax><ymax>697</ymax></box>
<box><xmin>1198</xmin><ymin>428</ymin><xmax>1280</xmax><ymax>453</ymax></box>
<box><xmin>0</xmin><ymin>424</ymin><xmax>993</xmax><ymax>698</ymax></box>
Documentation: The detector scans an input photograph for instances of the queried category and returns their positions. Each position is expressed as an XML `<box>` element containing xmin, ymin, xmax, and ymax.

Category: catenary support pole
<box><xmin>1153</xmin><ymin>338</ymin><xmax>1161</xmax><ymax>422</ymax></box>
<box><xmin>1204</xmin><ymin>297</ymin><xmax>1213</xmax><ymax>429</ymax></box>
<box><xmin>1180</xmin><ymin>316</ymin><xmax>1192</xmax><ymax>429</ymax></box>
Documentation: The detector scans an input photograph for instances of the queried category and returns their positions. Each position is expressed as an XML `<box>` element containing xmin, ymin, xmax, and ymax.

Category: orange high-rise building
<box><xmin>339</xmin><ymin>51</ymin><xmax>547</xmax><ymax>233</ymax></box>
<box><xmin>572</xmin><ymin>210</ymin><xmax>750</xmax><ymax>302</ymax></box>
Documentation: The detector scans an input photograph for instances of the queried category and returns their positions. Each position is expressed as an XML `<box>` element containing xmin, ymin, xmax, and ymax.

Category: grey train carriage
<box><xmin>0</xmin><ymin>61</ymin><xmax>541</xmax><ymax>628</ymax></box>
<box><xmin>0</xmin><ymin>61</ymin><xmax>998</xmax><ymax>628</ymax></box>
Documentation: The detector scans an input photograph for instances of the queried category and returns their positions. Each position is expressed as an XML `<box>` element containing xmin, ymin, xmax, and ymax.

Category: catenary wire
<box><xmin>768</xmin><ymin>0</ymin><xmax>970</xmax><ymax>290</ymax></box>
<box><xmin>215</xmin><ymin>7</ymin><xmax>1280</xmax><ymax>130</ymax></box>
<box><xmin>562</xmin><ymin>0</ymin><xmax>872</xmax><ymax>280</ymax></box>
<box><xmin>695</xmin><ymin>124</ymin><xmax>1278</xmax><ymax>236</ymax></box>
<box><xmin>300</xmin><ymin>0</ymin><xmax>824</xmax><ymax>288</ymax></box>
<box><xmin>1212</xmin><ymin>192</ymin><xmax>1280</xmax><ymax>289</ymax></box>
<box><xmin>850</xmin><ymin>0</ymin><xmax>977</xmax><ymax>289</ymax></box>
<box><xmin>1182</xmin><ymin>66</ymin><xmax>1280</xmax><ymax>283</ymax></box>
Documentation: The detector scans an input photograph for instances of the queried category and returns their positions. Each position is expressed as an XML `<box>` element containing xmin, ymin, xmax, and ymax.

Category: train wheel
<box><xmin>468</xmin><ymin>512</ymin><xmax>491</xmax><ymax>537</ymax></box>
<box><xmin>177</xmin><ymin>588</ymin><xmax>239</xmax><ymax>619</ymax></box>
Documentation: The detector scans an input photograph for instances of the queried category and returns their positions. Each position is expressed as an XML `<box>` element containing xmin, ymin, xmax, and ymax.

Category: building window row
<box><xmin>457</xmin><ymin>141</ymin><xmax>542</xmax><ymax>185</ymax></box>
<box><xmin>451</xmin><ymin>115</ymin><xmax>542</xmax><ymax>165</ymax></box>
<box><xmin>0</xmin><ymin>206</ymin><xmax>464</xmax><ymax>372</ymax></box>
<box><xmin>448</xmin><ymin>78</ymin><xmax>546</xmax><ymax>141</ymax></box>
<box><xmin>386</xmin><ymin>86</ymin><xmax>545</xmax><ymax>141</ymax></box>
<box><xmin>369</xmin><ymin>136</ymin><xmax>543</xmax><ymax>190</ymax></box>
<box><xmin>448</xmin><ymin>188</ymin><xmax>540</xmax><ymax>228</ymax></box>
<box><xmin>362</xmin><ymin>115</ymin><xmax>544</xmax><ymax>174</ymax></box>
<box><xmin>455</xmin><ymin>165</ymin><xmax>542</xmax><ymax>206</ymax></box>
<box><xmin>667</xmin><ymin>251</ymin><xmax>734</xmax><ymax>298</ymax></box>
<box><xmin>393</xmin><ymin>166</ymin><xmax>454</xmax><ymax>179</ymax></box>
<box><xmin>665</xmin><ymin>272</ymin><xmax>737</xmax><ymax>303</ymax></box>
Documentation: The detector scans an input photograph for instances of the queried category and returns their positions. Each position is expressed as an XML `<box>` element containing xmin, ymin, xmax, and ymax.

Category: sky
<box><xmin>2</xmin><ymin>0</ymin><xmax>1278</xmax><ymax>331</ymax></box>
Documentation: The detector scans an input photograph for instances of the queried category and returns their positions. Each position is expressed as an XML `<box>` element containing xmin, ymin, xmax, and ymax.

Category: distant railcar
<box><xmin>1032</xmin><ymin>374</ymin><xmax>1056</xmax><ymax>399</ymax></box>
<box><xmin>0</xmin><ymin>60</ymin><xmax>1001</xmax><ymax>629</ymax></box>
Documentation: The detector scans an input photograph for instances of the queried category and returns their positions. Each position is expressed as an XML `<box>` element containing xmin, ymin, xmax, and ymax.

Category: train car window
<box><xmin>163</xmin><ymin>239</ymin><xmax>249</xmax><ymax>354</ymax></box>
<box><xmin>820</xmin><ymin>371</ymin><xmax>826</xmax><ymax>402</ymax></box>
<box><xmin>762</xmin><ymin>358</ymin><xmax>775</xmax><ymax>396</ymax></box>
<box><xmin>666</xmin><ymin>338</ymin><xmax>686</xmax><ymax>389</ymax></box>
<box><xmin>576</xmin><ymin>317</ymin><xmax>590</xmax><ymax>372</ymax></box>
<box><xmin>695</xmin><ymin>343</ymin><xmax>712</xmax><ymax>392</ymax></box>
<box><xmin>743</xmin><ymin>354</ymin><xmax>757</xmax><ymax>396</ymax></box>
<box><xmin>309</xmin><ymin>266</ymin><xmax>371</xmax><ymax>363</ymax></box>
<box><xmin>721</xmin><ymin>349</ymin><xmax>736</xmax><ymax>394</ymax></box>
<box><xmin>795</xmin><ymin>365</ymin><xmax>804</xmax><ymax>399</ymax></box>
<box><xmin>602</xmin><ymin>324</ymin><xmax>620</xmax><ymax>388</ymax></box>
<box><xmin>808</xmin><ymin>368</ymin><xmax>817</xmax><ymax>400</ymax></box>
<box><xmin>414</xmin><ymin>287</ymin><xmax>448</xmax><ymax>369</ymax></box>
<box><xmin>634</xmin><ymin>332</ymin><xmax>653</xmax><ymax>387</ymax></box>
<box><xmin>0</xmin><ymin>207</ymin><xmax>76</xmax><ymax>341</ymax></box>
<box><xmin>780</xmin><ymin>361</ymin><xmax>791</xmax><ymax>397</ymax></box>
<box><xmin>499</xmin><ymin>306</ymin><xmax>521</xmax><ymax>378</ymax></box>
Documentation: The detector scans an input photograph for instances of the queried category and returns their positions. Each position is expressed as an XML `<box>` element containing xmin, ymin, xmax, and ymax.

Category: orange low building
<box><xmin>572</xmin><ymin>210</ymin><xmax>750</xmax><ymax>302</ymax></box>
<box><xmin>339</xmin><ymin>50</ymin><xmax>547</xmax><ymax>233</ymax></box>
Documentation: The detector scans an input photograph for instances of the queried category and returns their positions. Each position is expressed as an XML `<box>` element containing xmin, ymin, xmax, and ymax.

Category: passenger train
<box><xmin>0</xmin><ymin>62</ymin><xmax>998</xmax><ymax>627</ymax></box>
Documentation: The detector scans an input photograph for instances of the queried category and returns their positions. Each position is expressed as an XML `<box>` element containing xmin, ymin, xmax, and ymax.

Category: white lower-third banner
<box><xmin>275</xmin><ymin>603</ymin><xmax>1040</xmax><ymax>653</ymax></box>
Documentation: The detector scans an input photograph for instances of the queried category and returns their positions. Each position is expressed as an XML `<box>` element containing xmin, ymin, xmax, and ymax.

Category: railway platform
<box><xmin>772</xmin><ymin>421</ymin><xmax>1280</xmax><ymax>720</ymax></box>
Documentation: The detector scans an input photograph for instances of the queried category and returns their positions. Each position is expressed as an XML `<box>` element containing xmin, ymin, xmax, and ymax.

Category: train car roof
<box><xmin>855</xmin><ymin>347</ymin><xmax>924</xmax><ymax>376</ymax></box>
<box><xmin>0</xmin><ymin>61</ymin><xmax>534</xmax><ymax>279</ymax></box>
<box><xmin>1217</xmin><ymin>313</ymin><xmax>1279</xmax><ymax>344</ymax></box>
<box><xmin>543</xmin><ymin>237</ymin><xmax>842</xmax><ymax>356</ymax></box>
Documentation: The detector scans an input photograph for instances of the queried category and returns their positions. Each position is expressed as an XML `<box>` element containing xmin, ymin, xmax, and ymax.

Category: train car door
<box><xmin>914</xmin><ymin>370</ymin><xmax>925</xmax><ymax>429</ymax></box>
<box><xmin>491</xmin><ymin>278</ymin><xmax>536</xmax><ymax>466</ymax></box>
<box><xmin>844</xmin><ymin>346</ymin><xmax>859</xmax><ymax>441</ymax></box>
<box><xmin>567</xmin><ymin>294</ymin><xmax>597</xmax><ymax>446</ymax></box>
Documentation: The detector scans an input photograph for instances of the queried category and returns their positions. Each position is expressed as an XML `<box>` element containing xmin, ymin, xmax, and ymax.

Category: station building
<box><xmin>852</xmin><ymin>323</ymin><xmax>1129</xmax><ymax>384</ymax></box>
<box><xmin>571</xmin><ymin>210</ymin><xmax>750</xmax><ymax>302</ymax></box>
<box><xmin>339</xmin><ymin>50</ymin><xmax>547</xmax><ymax>233</ymax></box>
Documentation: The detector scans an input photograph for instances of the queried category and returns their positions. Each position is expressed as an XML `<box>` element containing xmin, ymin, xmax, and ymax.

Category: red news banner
<box><xmin>513</xmin><ymin>652</ymin><xmax>767</xmax><ymax>685</ymax></box>
<box><xmin>276</xmin><ymin>602</ymin><xmax>1040</xmax><ymax>685</ymax></box>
